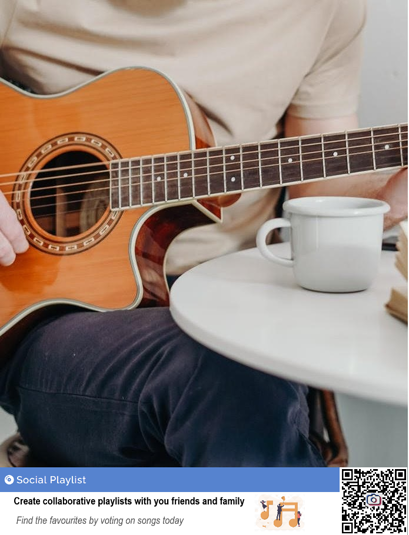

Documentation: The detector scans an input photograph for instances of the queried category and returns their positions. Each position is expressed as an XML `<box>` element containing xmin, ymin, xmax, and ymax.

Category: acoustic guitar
<box><xmin>0</xmin><ymin>67</ymin><xmax>407</xmax><ymax>358</ymax></box>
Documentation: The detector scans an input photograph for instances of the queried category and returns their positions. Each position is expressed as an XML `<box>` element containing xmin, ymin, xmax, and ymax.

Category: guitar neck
<box><xmin>110</xmin><ymin>123</ymin><xmax>408</xmax><ymax>210</ymax></box>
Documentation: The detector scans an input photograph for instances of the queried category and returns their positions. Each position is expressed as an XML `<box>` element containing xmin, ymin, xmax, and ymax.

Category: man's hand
<box><xmin>285</xmin><ymin>114</ymin><xmax>408</xmax><ymax>229</ymax></box>
<box><xmin>376</xmin><ymin>168</ymin><xmax>408</xmax><ymax>228</ymax></box>
<box><xmin>0</xmin><ymin>191</ymin><xmax>29</xmax><ymax>266</ymax></box>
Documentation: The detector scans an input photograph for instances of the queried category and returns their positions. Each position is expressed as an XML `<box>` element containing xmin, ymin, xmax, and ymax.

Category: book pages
<box><xmin>386</xmin><ymin>222</ymin><xmax>408</xmax><ymax>323</ymax></box>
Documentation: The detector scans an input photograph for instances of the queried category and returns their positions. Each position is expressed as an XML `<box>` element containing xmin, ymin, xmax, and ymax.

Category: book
<box><xmin>386</xmin><ymin>222</ymin><xmax>408</xmax><ymax>323</ymax></box>
<box><xmin>386</xmin><ymin>286</ymin><xmax>408</xmax><ymax>323</ymax></box>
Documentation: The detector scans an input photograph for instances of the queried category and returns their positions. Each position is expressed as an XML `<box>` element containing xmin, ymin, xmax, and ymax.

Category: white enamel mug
<box><xmin>256</xmin><ymin>197</ymin><xmax>390</xmax><ymax>292</ymax></box>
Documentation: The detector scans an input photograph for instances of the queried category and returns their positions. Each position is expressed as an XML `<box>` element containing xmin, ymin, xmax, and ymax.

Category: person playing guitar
<box><xmin>0</xmin><ymin>0</ymin><xmax>406</xmax><ymax>467</ymax></box>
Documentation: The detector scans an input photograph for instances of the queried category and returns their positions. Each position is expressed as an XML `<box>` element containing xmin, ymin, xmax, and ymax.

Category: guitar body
<box><xmin>0</xmin><ymin>67</ymin><xmax>224</xmax><ymax>359</ymax></box>
<box><xmin>0</xmin><ymin>66</ymin><xmax>405</xmax><ymax>359</ymax></box>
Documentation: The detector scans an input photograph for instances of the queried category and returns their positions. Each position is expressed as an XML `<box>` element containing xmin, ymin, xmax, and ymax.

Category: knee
<box><xmin>187</xmin><ymin>349</ymin><xmax>308</xmax><ymax>428</ymax></box>
<box><xmin>164</xmin><ymin>351</ymin><xmax>322</xmax><ymax>466</ymax></box>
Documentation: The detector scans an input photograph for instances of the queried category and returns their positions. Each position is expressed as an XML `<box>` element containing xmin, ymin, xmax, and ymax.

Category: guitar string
<box><xmin>2</xmin><ymin>132</ymin><xmax>408</xmax><ymax>193</ymax></box>
<box><xmin>13</xmin><ymin>144</ymin><xmax>407</xmax><ymax>214</ymax></box>
<box><xmin>0</xmin><ymin>128</ymin><xmax>405</xmax><ymax>186</ymax></box>
<box><xmin>0</xmin><ymin>130</ymin><xmax>405</xmax><ymax>186</ymax></box>
<box><xmin>6</xmin><ymin>143</ymin><xmax>408</xmax><ymax>209</ymax></box>
<box><xmin>1</xmin><ymin>138</ymin><xmax>407</xmax><ymax>201</ymax></box>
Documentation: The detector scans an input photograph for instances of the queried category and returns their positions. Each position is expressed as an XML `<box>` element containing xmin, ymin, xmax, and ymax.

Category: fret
<box><xmin>117</xmin><ymin>162</ymin><xmax>122</xmax><ymax>209</ymax></box>
<box><xmin>130</xmin><ymin>158</ymin><xmax>141</xmax><ymax>207</ymax></box>
<box><xmin>399</xmin><ymin>124</ymin><xmax>408</xmax><ymax>165</ymax></box>
<box><xmin>139</xmin><ymin>158</ymin><xmax>143</xmax><ymax>205</ymax></box>
<box><xmin>278</xmin><ymin>139</ymin><xmax>282</xmax><ymax>184</ymax></box>
<box><xmin>165</xmin><ymin>154</ymin><xmax>178</xmax><ymax>201</ymax></box>
<box><xmin>299</xmin><ymin>138</ymin><xmax>303</xmax><ymax>181</ymax></box>
<box><xmin>348</xmin><ymin>130</ymin><xmax>374</xmax><ymax>173</ymax></box>
<box><xmin>152</xmin><ymin>155</ymin><xmax>166</xmax><ymax>203</ymax></box>
<box><xmin>301</xmin><ymin>136</ymin><xmax>324</xmax><ymax>181</ymax></box>
<box><xmin>110</xmin><ymin>160</ymin><xmax>120</xmax><ymax>209</ymax></box>
<box><xmin>258</xmin><ymin>143</ymin><xmax>262</xmax><ymax>186</ymax></box>
<box><xmin>119</xmin><ymin>159</ymin><xmax>130</xmax><ymax>209</ymax></box>
<box><xmin>346</xmin><ymin>133</ymin><xmax>350</xmax><ymax>174</ymax></box>
<box><xmin>208</xmin><ymin>148</ymin><xmax>225</xmax><ymax>195</ymax></box>
<box><xmin>370</xmin><ymin>128</ymin><xmax>377</xmax><ymax>170</ymax></box>
<box><xmin>179</xmin><ymin>152</ymin><xmax>193</xmax><ymax>199</ymax></box>
<box><xmin>323</xmin><ymin>133</ymin><xmax>348</xmax><ymax>177</ymax></box>
<box><xmin>259</xmin><ymin>140</ymin><xmax>280</xmax><ymax>187</ymax></box>
<box><xmin>398</xmin><ymin>125</ymin><xmax>403</xmax><ymax>166</ymax></box>
<box><xmin>321</xmin><ymin>136</ymin><xmax>326</xmax><ymax>178</ymax></box>
<box><xmin>225</xmin><ymin>146</ymin><xmax>241</xmax><ymax>192</ymax></box>
<box><xmin>191</xmin><ymin>151</ymin><xmax>195</xmax><ymax>198</ymax></box>
<box><xmin>193</xmin><ymin>150</ymin><xmax>208</xmax><ymax>197</ymax></box>
<box><xmin>242</xmin><ymin>144</ymin><xmax>260</xmax><ymax>190</ymax></box>
<box><xmin>141</xmin><ymin>157</ymin><xmax>153</xmax><ymax>205</ymax></box>
<box><xmin>280</xmin><ymin>138</ymin><xmax>302</xmax><ymax>184</ymax></box>
<box><xmin>373</xmin><ymin>126</ymin><xmax>401</xmax><ymax>169</ymax></box>
<box><xmin>240</xmin><ymin>145</ymin><xmax>244</xmax><ymax>190</ymax></box>
<box><xmin>118</xmin><ymin>161</ymin><xmax>123</xmax><ymax>209</ymax></box>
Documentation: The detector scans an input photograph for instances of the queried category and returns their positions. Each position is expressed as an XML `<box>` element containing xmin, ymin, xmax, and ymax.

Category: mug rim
<box><xmin>283</xmin><ymin>196</ymin><xmax>390</xmax><ymax>217</ymax></box>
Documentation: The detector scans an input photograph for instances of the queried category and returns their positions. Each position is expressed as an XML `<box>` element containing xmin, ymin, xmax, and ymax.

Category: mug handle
<box><xmin>256</xmin><ymin>218</ymin><xmax>294</xmax><ymax>267</ymax></box>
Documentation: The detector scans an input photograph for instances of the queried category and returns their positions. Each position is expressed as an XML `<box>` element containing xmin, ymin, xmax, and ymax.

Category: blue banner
<box><xmin>0</xmin><ymin>467</ymin><xmax>339</xmax><ymax>492</ymax></box>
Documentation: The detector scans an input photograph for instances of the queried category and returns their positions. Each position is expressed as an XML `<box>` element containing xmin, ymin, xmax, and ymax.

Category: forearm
<box><xmin>289</xmin><ymin>168</ymin><xmax>391</xmax><ymax>202</ymax></box>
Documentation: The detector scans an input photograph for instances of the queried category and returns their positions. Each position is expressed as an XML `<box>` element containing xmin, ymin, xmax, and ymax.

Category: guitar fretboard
<box><xmin>110</xmin><ymin>124</ymin><xmax>408</xmax><ymax>210</ymax></box>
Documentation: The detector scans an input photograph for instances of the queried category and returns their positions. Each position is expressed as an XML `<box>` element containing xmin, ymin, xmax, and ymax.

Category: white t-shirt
<box><xmin>0</xmin><ymin>0</ymin><xmax>365</xmax><ymax>273</ymax></box>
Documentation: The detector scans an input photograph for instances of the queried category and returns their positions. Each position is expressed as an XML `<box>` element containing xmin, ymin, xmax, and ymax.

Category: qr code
<box><xmin>342</xmin><ymin>468</ymin><xmax>407</xmax><ymax>534</ymax></box>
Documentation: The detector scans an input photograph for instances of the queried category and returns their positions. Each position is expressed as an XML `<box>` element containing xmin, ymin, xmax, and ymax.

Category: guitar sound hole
<box><xmin>30</xmin><ymin>151</ymin><xmax>110</xmax><ymax>238</ymax></box>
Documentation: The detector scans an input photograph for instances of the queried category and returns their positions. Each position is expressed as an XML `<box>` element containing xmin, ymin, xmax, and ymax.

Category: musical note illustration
<box><xmin>273</xmin><ymin>496</ymin><xmax>298</xmax><ymax>528</ymax></box>
<box><xmin>260</xmin><ymin>500</ymin><xmax>274</xmax><ymax>520</ymax></box>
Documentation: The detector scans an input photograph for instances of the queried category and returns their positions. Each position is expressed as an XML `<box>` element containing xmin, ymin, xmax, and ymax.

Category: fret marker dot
<box><xmin>288</xmin><ymin>158</ymin><xmax>293</xmax><ymax>163</ymax></box>
<box><xmin>231</xmin><ymin>176</ymin><xmax>236</xmax><ymax>182</ymax></box>
<box><xmin>230</xmin><ymin>155</ymin><xmax>235</xmax><ymax>161</ymax></box>
<box><xmin>385</xmin><ymin>144</ymin><xmax>390</xmax><ymax>150</ymax></box>
<box><xmin>333</xmin><ymin>152</ymin><xmax>338</xmax><ymax>157</ymax></box>
<box><xmin>183</xmin><ymin>172</ymin><xmax>188</xmax><ymax>178</ymax></box>
<box><xmin>156</xmin><ymin>176</ymin><xmax>162</xmax><ymax>181</ymax></box>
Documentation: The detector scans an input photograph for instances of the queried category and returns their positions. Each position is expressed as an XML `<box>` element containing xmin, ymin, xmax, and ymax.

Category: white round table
<box><xmin>170</xmin><ymin>243</ymin><xmax>407</xmax><ymax>406</ymax></box>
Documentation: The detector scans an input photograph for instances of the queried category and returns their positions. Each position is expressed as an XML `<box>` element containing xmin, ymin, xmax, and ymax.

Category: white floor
<box><xmin>0</xmin><ymin>394</ymin><xmax>406</xmax><ymax>466</ymax></box>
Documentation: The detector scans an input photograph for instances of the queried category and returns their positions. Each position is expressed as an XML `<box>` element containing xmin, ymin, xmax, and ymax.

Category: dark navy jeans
<box><xmin>0</xmin><ymin>308</ymin><xmax>325</xmax><ymax>467</ymax></box>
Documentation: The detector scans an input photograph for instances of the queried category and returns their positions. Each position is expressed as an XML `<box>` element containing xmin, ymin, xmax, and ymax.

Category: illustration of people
<box><xmin>297</xmin><ymin>510</ymin><xmax>302</xmax><ymax>527</ymax></box>
<box><xmin>276</xmin><ymin>502</ymin><xmax>285</xmax><ymax>521</ymax></box>
<box><xmin>260</xmin><ymin>500</ymin><xmax>267</xmax><ymax>511</ymax></box>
